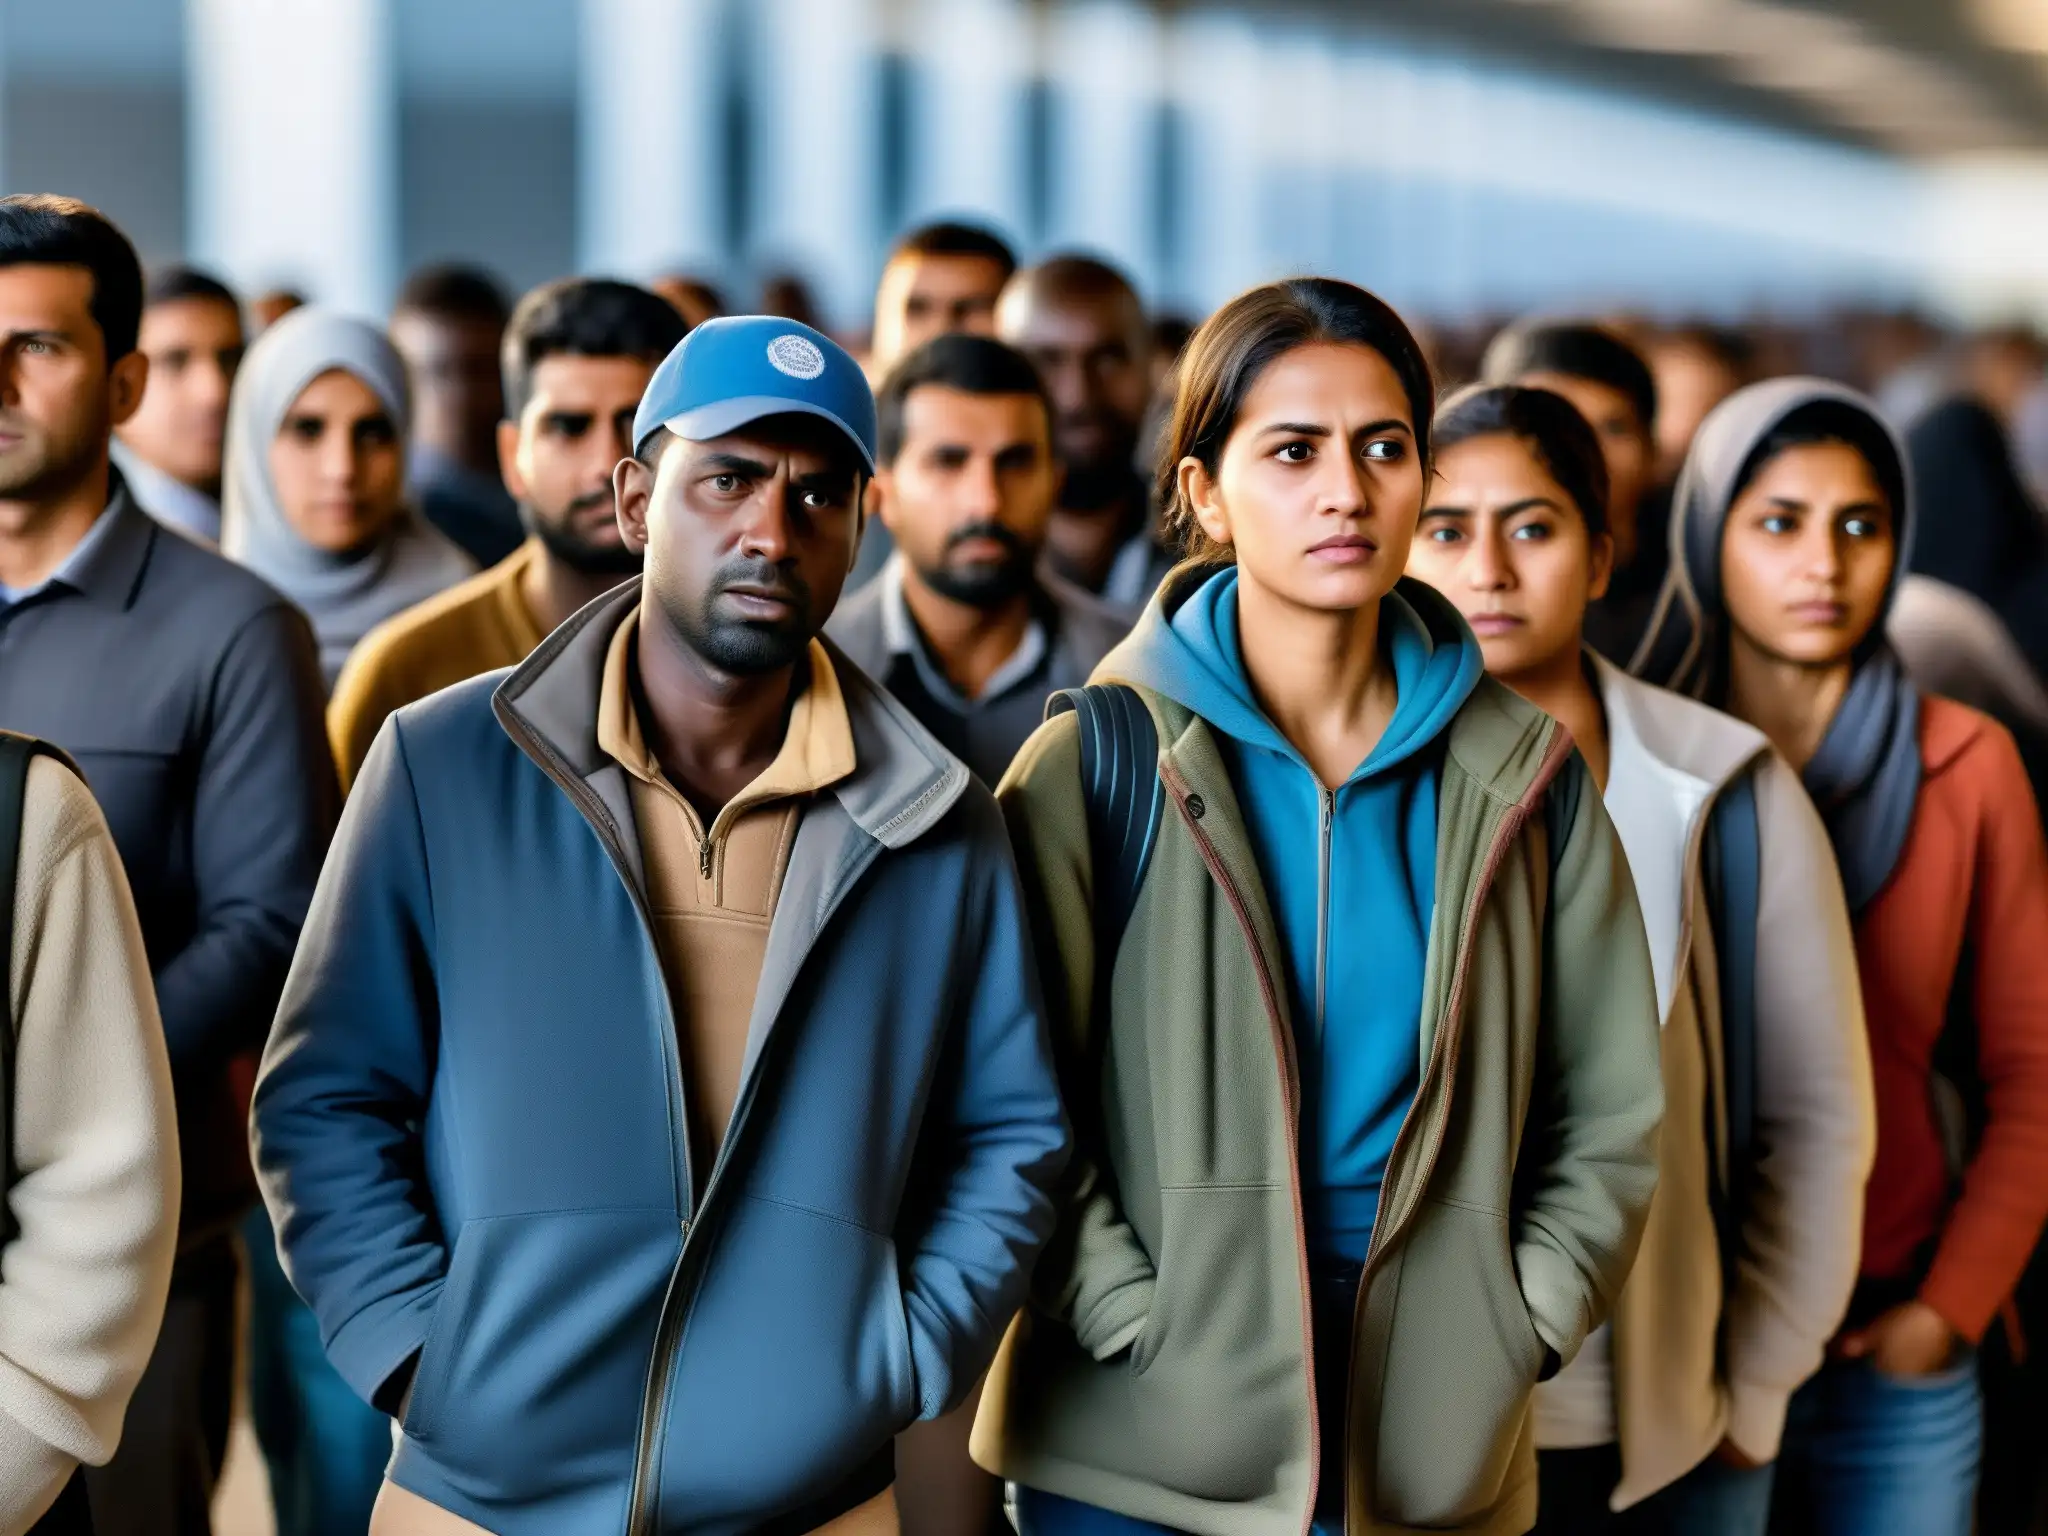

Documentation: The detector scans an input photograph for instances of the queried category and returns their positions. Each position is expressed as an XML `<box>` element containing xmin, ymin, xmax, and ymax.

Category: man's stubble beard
<box><xmin>655</xmin><ymin>557</ymin><xmax>816</xmax><ymax>678</ymax></box>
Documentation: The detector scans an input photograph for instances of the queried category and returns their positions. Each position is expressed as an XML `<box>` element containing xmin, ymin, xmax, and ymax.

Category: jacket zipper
<box><xmin>621</xmin><ymin>955</ymin><xmax>836</xmax><ymax>1536</ymax></box>
<box><xmin>488</xmin><ymin>714</ymin><xmax>701</xmax><ymax>1536</ymax></box>
<box><xmin>1314</xmin><ymin>787</ymin><xmax>1334</xmax><ymax>1045</ymax></box>
<box><xmin>1343</xmin><ymin>724</ymin><xmax>1576</xmax><ymax>1531</ymax></box>
<box><xmin>1160</xmin><ymin>762</ymin><xmax>1322</xmax><ymax>1536</ymax></box>
<box><xmin>624</xmin><ymin>1218</ymin><xmax>690</xmax><ymax>1532</ymax></box>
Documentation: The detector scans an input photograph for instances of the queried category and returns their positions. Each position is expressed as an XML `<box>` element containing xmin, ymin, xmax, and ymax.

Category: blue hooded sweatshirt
<box><xmin>1117</xmin><ymin>568</ymin><xmax>1485</xmax><ymax>1262</ymax></box>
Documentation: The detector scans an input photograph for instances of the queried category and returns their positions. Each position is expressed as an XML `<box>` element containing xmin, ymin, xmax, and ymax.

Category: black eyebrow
<box><xmin>791</xmin><ymin>468</ymin><xmax>858</xmax><ymax>494</ymax></box>
<box><xmin>694</xmin><ymin>452</ymin><xmax>774</xmax><ymax>477</ymax></box>
<box><xmin>2</xmin><ymin>329</ymin><xmax>68</xmax><ymax>347</ymax></box>
<box><xmin>1255</xmin><ymin>418</ymin><xmax>1413</xmax><ymax>440</ymax></box>
<box><xmin>1420</xmin><ymin>504</ymin><xmax>1471</xmax><ymax>519</ymax></box>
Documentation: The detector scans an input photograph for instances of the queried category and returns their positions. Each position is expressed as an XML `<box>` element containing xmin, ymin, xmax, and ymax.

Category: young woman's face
<box><xmin>1183</xmin><ymin>341</ymin><xmax>1423</xmax><ymax>615</ymax></box>
<box><xmin>1719</xmin><ymin>440</ymin><xmax>1895</xmax><ymax>669</ymax></box>
<box><xmin>267</xmin><ymin>367</ymin><xmax>405</xmax><ymax>554</ymax></box>
<box><xmin>1408</xmin><ymin>433</ymin><xmax>1611</xmax><ymax>682</ymax></box>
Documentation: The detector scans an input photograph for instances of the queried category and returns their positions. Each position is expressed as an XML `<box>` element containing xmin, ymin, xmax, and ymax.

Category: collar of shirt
<box><xmin>111</xmin><ymin>440</ymin><xmax>223</xmax><ymax>544</ymax></box>
<box><xmin>878</xmin><ymin>554</ymin><xmax>1049</xmax><ymax>714</ymax></box>
<box><xmin>0</xmin><ymin>486</ymin><xmax>136</xmax><ymax>607</ymax></box>
<box><xmin>595</xmin><ymin>603</ymin><xmax>857</xmax><ymax>813</ymax></box>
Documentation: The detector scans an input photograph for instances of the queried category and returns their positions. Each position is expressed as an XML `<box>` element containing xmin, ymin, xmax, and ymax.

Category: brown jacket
<box><xmin>327</xmin><ymin>541</ymin><xmax>548</xmax><ymax>791</ymax></box>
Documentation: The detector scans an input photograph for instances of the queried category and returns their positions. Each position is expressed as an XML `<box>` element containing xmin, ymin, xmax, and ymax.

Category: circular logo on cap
<box><xmin>766</xmin><ymin>334</ymin><xmax>826</xmax><ymax>380</ymax></box>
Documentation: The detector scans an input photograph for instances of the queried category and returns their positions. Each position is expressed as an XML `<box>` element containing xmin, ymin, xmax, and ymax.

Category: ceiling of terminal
<box><xmin>1302</xmin><ymin>0</ymin><xmax>2048</xmax><ymax>154</ymax></box>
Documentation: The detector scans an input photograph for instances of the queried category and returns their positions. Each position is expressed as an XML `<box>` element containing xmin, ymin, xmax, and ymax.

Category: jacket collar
<box><xmin>1594</xmin><ymin>652</ymin><xmax>1768</xmax><ymax>799</ymax></box>
<box><xmin>1594</xmin><ymin>653</ymin><xmax>1770</xmax><ymax>1021</ymax></box>
<box><xmin>491</xmin><ymin>579</ymin><xmax>970</xmax><ymax>852</ymax></box>
<box><xmin>58</xmin><ymin>473</ymin><xmax>156</xmax><ymax>611</ymax></box>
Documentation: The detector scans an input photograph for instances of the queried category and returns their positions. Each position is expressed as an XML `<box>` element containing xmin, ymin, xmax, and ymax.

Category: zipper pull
<box><xmin>698</xmin><ymin>836</ymin><xmax>713</xmax><ymax>879</ymax></box>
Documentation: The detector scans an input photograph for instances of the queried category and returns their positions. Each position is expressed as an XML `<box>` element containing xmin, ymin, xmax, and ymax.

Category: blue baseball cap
<box><xmin>631</xmin><ymin>315</ymin><xmax>878</xmax><ymax>473</ymax></box>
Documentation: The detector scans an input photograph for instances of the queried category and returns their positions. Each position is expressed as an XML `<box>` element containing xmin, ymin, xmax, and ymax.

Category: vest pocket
<box><xmin>1369</xmin><ymin>1199</ymin><xmax>1543</xmax><ymax>1526</ymax></box>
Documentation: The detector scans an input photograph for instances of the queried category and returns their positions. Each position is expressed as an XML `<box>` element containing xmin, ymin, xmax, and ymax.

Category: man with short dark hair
<box><xmin>329</xmin><ymin>277</ymin><xmax>688</xmax><ymax>789</ymax></box>
<box><xmin>996</xmin><ymin>255</ymin><xmax>1171</xmax><ymax>611</ymax></box>
<box><xmin>871</xmin><ymin>221</ymin><xmax>1016</xmax><ymax>372</ymax></box>
<box><xmin>830</xmin><ymin>334</ymin><xmax>1127</xmax><ymax>788</ymax></box>
<box><xmin>0</xmin><ymin>194</ymin><xmax>336</xmax><ymax>1536</ymax></box>
<box><xmin>112</xmin><ymin>266</ymin><xmax>244</xmax><ymax>543</ymax></box>
<box><xmin>390</xmin><ymin>263</ymin><xmax>522</xmax><ymax>567</ymax></box>
<box><xmin>1481</xmin><ymin>318</ymin><xmax>1665</xmax><ymax>664</ymax></box>
<box><xmin>255</xmin><ymin>317</ymin><xmax>1067</xmax><ymax>1536</ymax></box>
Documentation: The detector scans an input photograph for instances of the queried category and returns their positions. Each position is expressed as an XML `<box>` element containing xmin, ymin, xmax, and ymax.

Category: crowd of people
<box><xmin>0</xmin><ymin>185</ymin><xmax>2046</xmax><ymax>1536</ymax></box>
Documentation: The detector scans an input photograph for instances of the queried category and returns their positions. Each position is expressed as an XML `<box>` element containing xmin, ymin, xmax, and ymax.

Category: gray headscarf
<box><xmin>220</xmin><ymin>306</ymin><xmax>475</xmax><ymax>687</ymax></box>
<box><xmin>1632</xmin><ymin>377</ymin><xmax>1921</xmax><ymax>913</ymax></box>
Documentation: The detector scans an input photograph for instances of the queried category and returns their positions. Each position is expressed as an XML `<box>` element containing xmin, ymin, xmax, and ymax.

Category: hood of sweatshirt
<box><xmin>1101</xmin><ymin>564</ymin><xmax>1485</xmax><ymax>781</ymax></box>
<box><xmin>1096</xmin><ymin>562</ymin><xmax>1485</xmax><ymax>1263</ymax></box>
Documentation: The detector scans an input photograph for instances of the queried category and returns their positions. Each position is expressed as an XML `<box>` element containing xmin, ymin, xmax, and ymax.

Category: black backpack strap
<box><xmin>1701</xmin><ymin>766</ymin><xmax>1763</xmax><ymax>1287</ymax></box>
<box><xmin>1047</xmin><ymin>685</ymin><xmax>1163</xmax><ymax>958</ymax></box>
<box><xmin>0</xmin><ymin>732</ymin><xmax>36</xmax><ymax>1255</ymax></box>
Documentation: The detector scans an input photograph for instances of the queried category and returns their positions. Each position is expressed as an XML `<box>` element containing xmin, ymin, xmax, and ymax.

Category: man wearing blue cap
<box><xmin>252</xmin><ymin>317</ymin><xmax>1070</xmax><ymax>1536</ymax></box>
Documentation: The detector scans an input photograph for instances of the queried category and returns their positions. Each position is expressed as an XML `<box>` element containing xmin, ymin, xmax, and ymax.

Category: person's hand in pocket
<box><xmin>1836</xmin><ymin>1301</ymin><xmax>1958</xmax><ymax>1378</ymax></box>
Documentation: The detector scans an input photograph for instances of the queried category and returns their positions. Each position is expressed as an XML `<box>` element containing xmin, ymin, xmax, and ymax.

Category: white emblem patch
<box><xmin>766</xmin><ymin>334</ymin><xmax>826</xmax><ymax>380</ymax></box>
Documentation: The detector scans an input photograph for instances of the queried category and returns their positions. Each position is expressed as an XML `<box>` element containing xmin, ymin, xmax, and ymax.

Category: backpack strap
<box><xmin>1047</xmin><ymin>685</ymin><xmax>1164</xmax><ymax>959</ymax></box>
<box><xmin>1700</xmin><ymin>766</ymin><xmax>1763</xmax><ymax>1287</ymax></box>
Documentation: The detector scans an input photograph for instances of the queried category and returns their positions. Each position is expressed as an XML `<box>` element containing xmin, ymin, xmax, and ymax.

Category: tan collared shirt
<box><xmin>596</xmin><ymin>609</ymin><xmax>856</xmax><ymax>1173</ymax></box>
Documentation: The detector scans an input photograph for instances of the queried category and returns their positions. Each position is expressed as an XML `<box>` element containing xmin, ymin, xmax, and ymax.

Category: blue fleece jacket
<box><xmin>1129</xmin><ymin>569</ymin><xmax>1483</xmax><ymax>1261</ymax></box>
<box><xmin>251</xmin><ymin>588</ymin><xmax>1068</xmax><ymax>1534</ymax></box>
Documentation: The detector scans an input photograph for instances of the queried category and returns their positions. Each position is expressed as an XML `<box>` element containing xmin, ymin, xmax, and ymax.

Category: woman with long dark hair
<box><xmin>974</xmin><ymin>279</ymin><xmax>1664</xmax><ymax>1536</ymax></box>
<box><xmin>1636</xmin><ymin>379</ymin><xmax>2048</xmax><ymax>1536</ymax></box>
<box><xmin>1410</xmin><ymin>384</ymin><xmax>1873</xmax><ymax>1536</ymax></box>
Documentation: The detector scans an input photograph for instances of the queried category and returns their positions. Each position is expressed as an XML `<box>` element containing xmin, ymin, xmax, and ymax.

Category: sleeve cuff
<box><xmin>1516</xmin><ymin>1240</ymin><xmax>1596</xmax><ymax>1368</ymax></box>
<box><xmin>1918</xmin><ymin>1268</ymin><xmax>1998</xmax><ymax>1347</ymax></box>
<box><xmin>1723</xmin><ymin>1380</ymin><xmax>1792</xmax><ymax>1464</ymax></box>
<box><xmin>324</xmin><ymin>1281</ymin><xmax>442</xmax><ymax>1411</ymax></box>
<box><xmin>1074</xmin><ymin>1273</ymin><xmax>1156</xmax><ymax>1363</ymax></box>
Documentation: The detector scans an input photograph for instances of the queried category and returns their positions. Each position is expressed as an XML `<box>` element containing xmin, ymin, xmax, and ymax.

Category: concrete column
<box><xmin>902</xmin><ymin>0</ymin><xmax>1029</xmax><ymax>241</ymax></box>
<box><xmin>187</xmin><ymin>0</ymin><xmax>396</xmax><ymax>313</ymax></box>
<box><xmin>1166</xmin><ymin>11</ymin><xmax>1264</xmax><ymax>311</ymax></box>
<box><xmin>744</xmin><ymin>0</ymin><xmax>883</xmax><ymax>329</ymax></box>
<box><xmin>577</xmin><ymin>0</ymin><xmax>727</xmax><ymax>281</ymax></box>
<box><xmin>1044</xmin><ymin>0</ymin><xmax>1162</xmax><ymax>291</ymax></box>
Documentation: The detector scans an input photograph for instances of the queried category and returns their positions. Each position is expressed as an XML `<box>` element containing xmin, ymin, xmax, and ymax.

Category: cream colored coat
<box><xmin>0</xmin><ymin>756</ymin><xmax>178</xmax><ymax>1536</ymax></box>
<box><xmin>1544</xmin><ymin>660</ymin><xmax>1875</xmax><ymax>1508</ymax></box>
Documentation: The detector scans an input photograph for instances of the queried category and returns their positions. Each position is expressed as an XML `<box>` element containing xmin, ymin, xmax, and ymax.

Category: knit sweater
<box><xmin>0</xmin><ymin>757</ymin><xmax>179</xmax><ymax>1535</ymax></box>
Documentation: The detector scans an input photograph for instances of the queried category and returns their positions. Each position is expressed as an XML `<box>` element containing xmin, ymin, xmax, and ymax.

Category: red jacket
<box><xmin>1856</xmin><ymin>694</ymin><xmax>2048</xmax><ymax>1341</ymax></box>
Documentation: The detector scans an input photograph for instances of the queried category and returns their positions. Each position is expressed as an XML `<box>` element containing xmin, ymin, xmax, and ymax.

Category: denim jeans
<box><xmin>242</xmin><ymin>1206</ymin><xmax>392</xmax><ymax>1536</ymax></box>
<box><xmin>1536</xmin><ymin>1443</ymin><xmax>1774</xmax><ymax>1535</ymax></box>
<box><xmin>1770</xmin><ymin>1353</ymin><xmax>1982</xmax><ymax>1536</ymax></box>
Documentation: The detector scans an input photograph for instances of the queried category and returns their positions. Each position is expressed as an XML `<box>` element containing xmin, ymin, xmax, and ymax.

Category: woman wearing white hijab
<box><xmin>222</xmin><ymin>307</ymin><xmax>475</xmax><ymax>688</ymax></box>
<box><xmin>220</xmin><ymin>308</ymin><xmax>472</xmax><ymax>1536</ymax></box>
